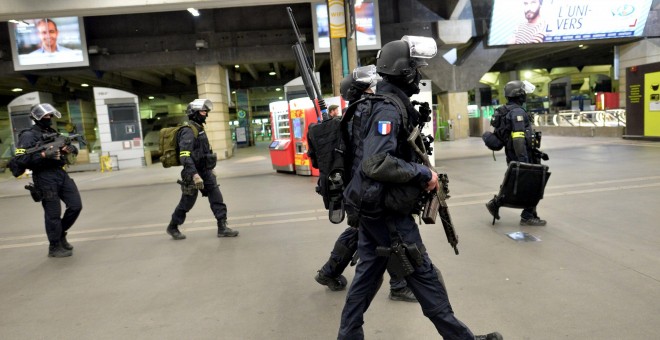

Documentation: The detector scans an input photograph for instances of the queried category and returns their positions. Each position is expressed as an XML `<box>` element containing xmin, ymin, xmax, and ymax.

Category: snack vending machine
<box><xmin>288</xmin><ymin>97</ymin><xmax>320</xmax><ymax>176</ymax></box>
<box><xmin>268</xmin><ymin>101</ymin><xmax>295</xmax><ymax>173</ymax></box>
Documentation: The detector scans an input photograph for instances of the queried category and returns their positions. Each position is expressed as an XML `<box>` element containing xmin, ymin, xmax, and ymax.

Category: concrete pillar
<box><xmin>195</xmin><ymin>63</ymin><xmax>233</xmax><ymax>159</ymax></box>
<box><xmin>438</xmin><ymin>92</ymin><xmax>469</xmax><ymax>140</ymax></box>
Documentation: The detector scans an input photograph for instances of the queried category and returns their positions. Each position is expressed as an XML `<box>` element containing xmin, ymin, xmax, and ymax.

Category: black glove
<box><xmin>43</xmin><ymin>146</ymin><xmax>60</xmax><ymax>159</ymax></box>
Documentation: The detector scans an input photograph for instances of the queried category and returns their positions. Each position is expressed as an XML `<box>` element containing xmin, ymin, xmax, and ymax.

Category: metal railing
<box><xmin>534</xmin><ymin>110</ymin><xmax>626</xmax><ymax>127</ymax></box>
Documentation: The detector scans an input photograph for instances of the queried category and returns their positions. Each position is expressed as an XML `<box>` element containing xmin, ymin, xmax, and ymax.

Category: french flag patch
<box><xmin>378</xmin><ymin>121</ymin><xmax>392</xmax><ymax>135</ymax></box>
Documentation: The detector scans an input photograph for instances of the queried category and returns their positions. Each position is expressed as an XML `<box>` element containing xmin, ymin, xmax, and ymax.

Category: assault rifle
<box><xmin>407</xmin><ymin>125</ymin><xmax>460</xmax><ymax>255</ymax></box>
<box><xmin>287</xmin><ymin>7</ymin><xmax>328</xmax><ymax>121</ymax></box>
<box><xmin>531</xmin><ymin>131</ymin><xmax>549</xmax><ymax>163</ymax></box>
<box><xmin>24</xmin><ymin>132</ymin><xmax>87</xmax><ymax>155</ymax></box>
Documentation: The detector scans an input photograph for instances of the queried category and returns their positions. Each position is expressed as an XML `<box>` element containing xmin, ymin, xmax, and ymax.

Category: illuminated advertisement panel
<box><xmin>311</xmin><ymin>0</ymin><xmax>381</xmax><ymax>53</ymax></box>
<box><xmin>8</xmin><ymin>16</ymin><xmax>89</xmax><ymax>71</ymax></box>
<box><xmin>488</xmin><ymin>0</ymin><xmax>653</xmax><ymax>46</ymax></box>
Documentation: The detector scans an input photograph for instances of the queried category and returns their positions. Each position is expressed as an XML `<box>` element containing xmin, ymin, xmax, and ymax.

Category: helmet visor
<box><xmin>401</xmin><ymin>36</ymin><xmax>437</xmax><ymax>59</ymax></box>
<box><xmin>522</xmin><ymin>80</ymin><xmax>536</xmax><ymax>94</ymax></box>
<box><xmin>31</xmin><ymin>103</ymin><xmax>61</xmax><ymax>120</ymax></box>
<box><xmin>353</xmin><ymin>65</ymin><xmax>381</xmax><ymax>87</ymax></box>
<box><xmin>189</xmin><ymin>99</ymin><xmax>213</xmax><ymax>112</ymax></box>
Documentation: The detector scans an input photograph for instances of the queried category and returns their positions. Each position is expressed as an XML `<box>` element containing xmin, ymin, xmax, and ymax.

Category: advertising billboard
<box><xmin>8</xmin><ymin>16</ymin><xmax>90</xmax><ymax>71</ymax></box>
<box><xmin>488</xmin><ymin>0</ymin><xmax>653</xmax><ymax>46</ymax></box>
<box><xmin>311</xmin><ymin>0</ymin><xmax>381</xmax><ymax>53</ymax></box>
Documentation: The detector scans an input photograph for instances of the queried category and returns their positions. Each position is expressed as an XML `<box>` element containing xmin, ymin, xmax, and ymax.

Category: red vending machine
<box><xmin>289</xmin><ymin>97</ymin><xmax>320</xmax><ymax>176</ymax></box>
<box><xmin>268</xmin><ymin>101</ymin><xmax>295</xmax><ymax>173</ymax></box>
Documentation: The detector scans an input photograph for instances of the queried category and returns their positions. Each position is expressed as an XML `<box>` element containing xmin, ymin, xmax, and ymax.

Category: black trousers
<box><xmin>321</xmin><ymin>226</ymin><xmax>406</xmax><ymax>290</ymax></box>
<box><xmin>338</xmin><ymin>213</ymin><xmax>474</xmax><ymax>340</ymax></box>
<box><xmin>171</xmin><ymin>170</ymin><xmax>227</xmax><ymax>225</ymax></box>
<box><xmin>36</xmin><ymin>169</ymin><xmax>82</xmax><ymax>245</ymax></box>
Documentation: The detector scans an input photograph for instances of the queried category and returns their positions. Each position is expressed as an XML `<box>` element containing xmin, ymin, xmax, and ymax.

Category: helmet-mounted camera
<box><xmin>30</xmin><ymin>103</ymin><xmax>61</xmax><ymax>121</ymax></box>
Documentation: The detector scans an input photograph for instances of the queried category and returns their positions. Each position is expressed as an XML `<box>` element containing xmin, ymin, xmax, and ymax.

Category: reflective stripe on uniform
<box><xmin>179</xmin><ymin>151</ymin><xmax>191</xmax><ymax>157</ymax></box>
<box><xmin>511</xmin><ymin>131</ymin><xmax>525</xmax><ymax>139</ymax></box>
<box><xmin>15</xmin><ymin>148</ymin><xmax>26</xmax><ymax>155</ymax></box>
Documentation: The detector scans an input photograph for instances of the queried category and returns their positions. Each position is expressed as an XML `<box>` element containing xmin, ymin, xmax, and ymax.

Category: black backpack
<box><xmin>307</xmin><ymin>93</ymin><xmax>406</xmax><ymax>224</ymax></box>
<box><xmin>482</xmin><ymin>105</ymin><xmax>511</xmax><ymax>151</ymax></box>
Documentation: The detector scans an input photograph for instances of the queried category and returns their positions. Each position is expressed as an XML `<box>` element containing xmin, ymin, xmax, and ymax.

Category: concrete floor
<box><xmin>1</xmin><ymin>136</ymin><xmax>659</xmax><ymax>340</ymax></box>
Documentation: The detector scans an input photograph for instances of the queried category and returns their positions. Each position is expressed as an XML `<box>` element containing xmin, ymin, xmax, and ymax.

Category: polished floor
<box><xmin>1</xmin><ymin>136</ymin><xmax>659</xmax><ymax>339</ymax></box>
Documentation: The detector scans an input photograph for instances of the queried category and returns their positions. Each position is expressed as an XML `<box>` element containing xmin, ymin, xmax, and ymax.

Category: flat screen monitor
<box><xmin>311</xmin><ymin>0</ymin><xmax>381</xmax><ymax>53</ymax></box>
<box><xmin>488</xmin><ymin>0</ymin><xmax>653</xmax><ymax>46</ymax></box>
<box><xmin>8</xmin><ymin>16</ymin><xmax>90</xmax><ymax>71</ymax></box>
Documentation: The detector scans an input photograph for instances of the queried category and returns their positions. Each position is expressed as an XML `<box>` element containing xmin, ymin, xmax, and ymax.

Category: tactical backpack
<box><xmin>482</xmin><ymin>104</ymin><xmax>511</xmax><ymax>151</ymax></box>
<box><xmin>307</xmin><ymin>92</ymin><xmax>407</xmax><ymax>224</ymax></box>
<box><xmin>159</xmin><ymin>122</ymin><xmax>199</xmax><ymax>168</ymax></box>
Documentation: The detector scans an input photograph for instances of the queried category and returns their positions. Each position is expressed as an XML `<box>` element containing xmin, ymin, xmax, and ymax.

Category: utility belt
<box><xmin>24</xmin><ymin>182</ymin><xmax>58</xmax><ymax>202</ymax></box>
<box><xmin>375</xmin><ymin>219</ymin><xmax>426</xmax><ymax>281</ymax></box>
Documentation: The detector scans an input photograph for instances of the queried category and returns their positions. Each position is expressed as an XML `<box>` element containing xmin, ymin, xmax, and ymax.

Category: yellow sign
<box><xmin>329</xmin><ymin>0</ymin><xmax>346</xmax><ymax>39</ymax></box>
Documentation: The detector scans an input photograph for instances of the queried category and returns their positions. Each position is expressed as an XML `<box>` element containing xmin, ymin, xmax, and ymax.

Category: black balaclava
<box><xmin>190</xmin><ymin>111</ymin><xmax>207</xmax><ymax>125</ymax></box>
<box><xmin>34</xmin><ymin>117</ymin><xmax>53</xmax><ymax>129</ymax></box>
<box><xmin>384</xmin><ymin>69</ymin><xmax>423</xmax><ymax>97</ymax></box>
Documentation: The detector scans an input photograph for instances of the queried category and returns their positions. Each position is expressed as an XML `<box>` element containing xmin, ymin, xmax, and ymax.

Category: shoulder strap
<box><xmin>180</xmin><ymin>121</ymin><xmax>199</xmax><ymax>137</ymax></box>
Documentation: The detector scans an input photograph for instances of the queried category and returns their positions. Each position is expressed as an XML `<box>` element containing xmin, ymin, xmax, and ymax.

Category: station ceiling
<box><xmin>0</xmin><ymin>0</ymin><xmax>658</xmax><ymax>110</ymax></box>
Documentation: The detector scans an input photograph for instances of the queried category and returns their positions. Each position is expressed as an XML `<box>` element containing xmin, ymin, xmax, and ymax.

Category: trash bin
<box><xmin>439</xmin><ymin>121</ymin><xmax>450</xmax><ymax>141</ymax></box>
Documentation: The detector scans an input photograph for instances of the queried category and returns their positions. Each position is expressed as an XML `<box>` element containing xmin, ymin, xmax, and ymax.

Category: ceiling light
<box><xmin>81</xmin><ymin>83</ymin><xmax>89</xmax><ymax>87</ymax></box>
<box><xmin>269</xmin><ymin>71</ymin><xmax>276</xmax><ymax>76</ymax></box>
<box><xmin>12</xmin><ymin>88</ymin><xmax>23</xmax><ymax>92</ymax></box>
<box><xmin>232</xmin><ymin>91</ymin><xmax>236</xmax><ymax>94</ymax></box>
<box><xmin>187</xmin><ymin>8</ymin><xmax>200</xmax><ymax>16</ymax></box>
<box><xmin>148</xmin><ymin>96</ymin><xmax>155</xmax><ymax>100</ymax></box>
<box><xmin>275</xmin><ymin>88</ymin><xmax>281</xmax><ymax>91</ymax></box>
<box><xmin>234</xmin><ymin>65</ymin><xmax>240</xmax><ymax>68</ymax></box>
<box><xmin>278</xmin><ymin>97</ymin><xmax>283</xmax><ymax>100</ymax></box>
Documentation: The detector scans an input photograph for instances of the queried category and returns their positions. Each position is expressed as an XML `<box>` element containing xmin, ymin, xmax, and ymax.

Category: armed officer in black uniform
<box><xmin>337</xmin><ymin>36</ymin><xmax>502</xmax><ymax>340</ymax></box>
<box><xmin>166</xmin><ymin>99</ymin><xmax>238</xmax><ymax>240</ymax></box>
<box><xmin>315</xmin><ymin>66</ymin><xmax>417</xmax><ymax>303</ymax></box>
<box><xmin>12</xmin><ymin>103</ymin><xmax>82</xmax><ymax>258</ymax></box>
<box><xmin>486</xmin><ymin>80</ymin><xmax>547</xmax><ymax>226</ymax></box>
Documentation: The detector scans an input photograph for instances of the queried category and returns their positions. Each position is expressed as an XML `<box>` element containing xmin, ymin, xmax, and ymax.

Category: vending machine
<box><xmin>268</xmin><ymin>101</ymin><xmax>295</xmax><ymax>173</ymax></box>
<box><xmin>289</xmin><ymin>97</ymin><xmax>320</xmax><ymax>176</ymax></box>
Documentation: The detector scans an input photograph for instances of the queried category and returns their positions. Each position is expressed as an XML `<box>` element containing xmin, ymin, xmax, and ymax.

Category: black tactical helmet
<box><xmin>504</xmin><ymin>80</ymin><xmax>535</xmax><ymax>103</ymax></box>
<box><xmin>504</xmin><ymin>80</ymin><xmax>526</xmax><ymax>99</ymax></box>
<box><xmin>340</xmin><ymin>74</ymin><xmax>368</xmax><ymax>102</ymax></box>
<box><xmin>376</xmin><ymin>36</ymin><xmax>437</xmax><ymax>81</ymax></box>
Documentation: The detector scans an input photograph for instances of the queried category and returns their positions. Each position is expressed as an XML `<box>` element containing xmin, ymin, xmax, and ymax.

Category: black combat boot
<box><xmin>60</xmin><ymin>232</ymin><xmax>73</xmax><ymax>250</ymax></box>
<box><xmin>217</xmin><ymin>220</ymin><xmax>239</xmax><ymax>237</ymax></box>
<box><xmin>48</xmin><ymin>242</ymin><xmax>73</xmax><ymax>258</ymax></box>
<box><xmin>315</xmin><ymin>271</ymin><xmax>348</xmax><ymax>291</ymax></box>
<box><xmin>520</xmin><ymin>217</ymin><xmax>547</xmax><ymax>226</ymax></box>
<box><xmin>166</xmin><ymin>222</ymin><xmax>186</xmax><ymax>240</ymax></box>
<box><xmin>485</xmin><ymin>195</ymin><xmax>501</xmax><ymax>225</ymax></box>
<box><xmin>475</xmin><ymin>332</ymin><xmax>503</xmax><ymax>340</ymax></box>
<box><xmin>389</xmin><ymin>286</ymin><xmax>417</xmax><ymax>302</ymax></box>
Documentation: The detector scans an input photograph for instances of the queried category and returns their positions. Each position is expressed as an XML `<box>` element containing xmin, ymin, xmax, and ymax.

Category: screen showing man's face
<box><xmin>37</xmin><ymin>21</ymin><xmax>59</xmax><ymax>52</ymax></box>
<box><xmin>523</xmin><ymin>0</ymin><xmax>541</xmax><ymax>22</ymax></box>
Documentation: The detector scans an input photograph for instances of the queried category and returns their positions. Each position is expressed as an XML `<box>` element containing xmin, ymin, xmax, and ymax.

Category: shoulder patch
<box><xmin>516</xmin><ymin>115</ymin><xmax>524</xmax><ymax>122</ymax></box>
<box><xmin>377</xmin><ymin>121</ymin><xmax>392</xmax><ymax>135</ymax></box>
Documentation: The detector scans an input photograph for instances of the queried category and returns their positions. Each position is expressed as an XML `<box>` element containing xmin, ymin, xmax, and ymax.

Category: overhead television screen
<box><xmin>311</xmin><ymin>0</ymin><xmax>381</xmax><ymax>53</ymax></box>
<box><xmin>8</xmin><ymin>16</ymin><xmax>90</xmax><ymax>71</ymax></box>
<box><xmin>488</xmin><ymin>0</ymin><xmax>653</xmax><ymax>46</ymax></box>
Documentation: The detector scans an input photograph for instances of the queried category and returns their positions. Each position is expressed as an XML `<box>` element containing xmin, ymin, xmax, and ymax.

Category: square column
<box><xmin>438</xmin><ymin>92</ymin><xmax>469</xmax><ymax>140</ymax></box>
<box><xmin>195</xmin><ymin>63</ymin><xmax>233</xmax><ymax>159</ymax></box>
